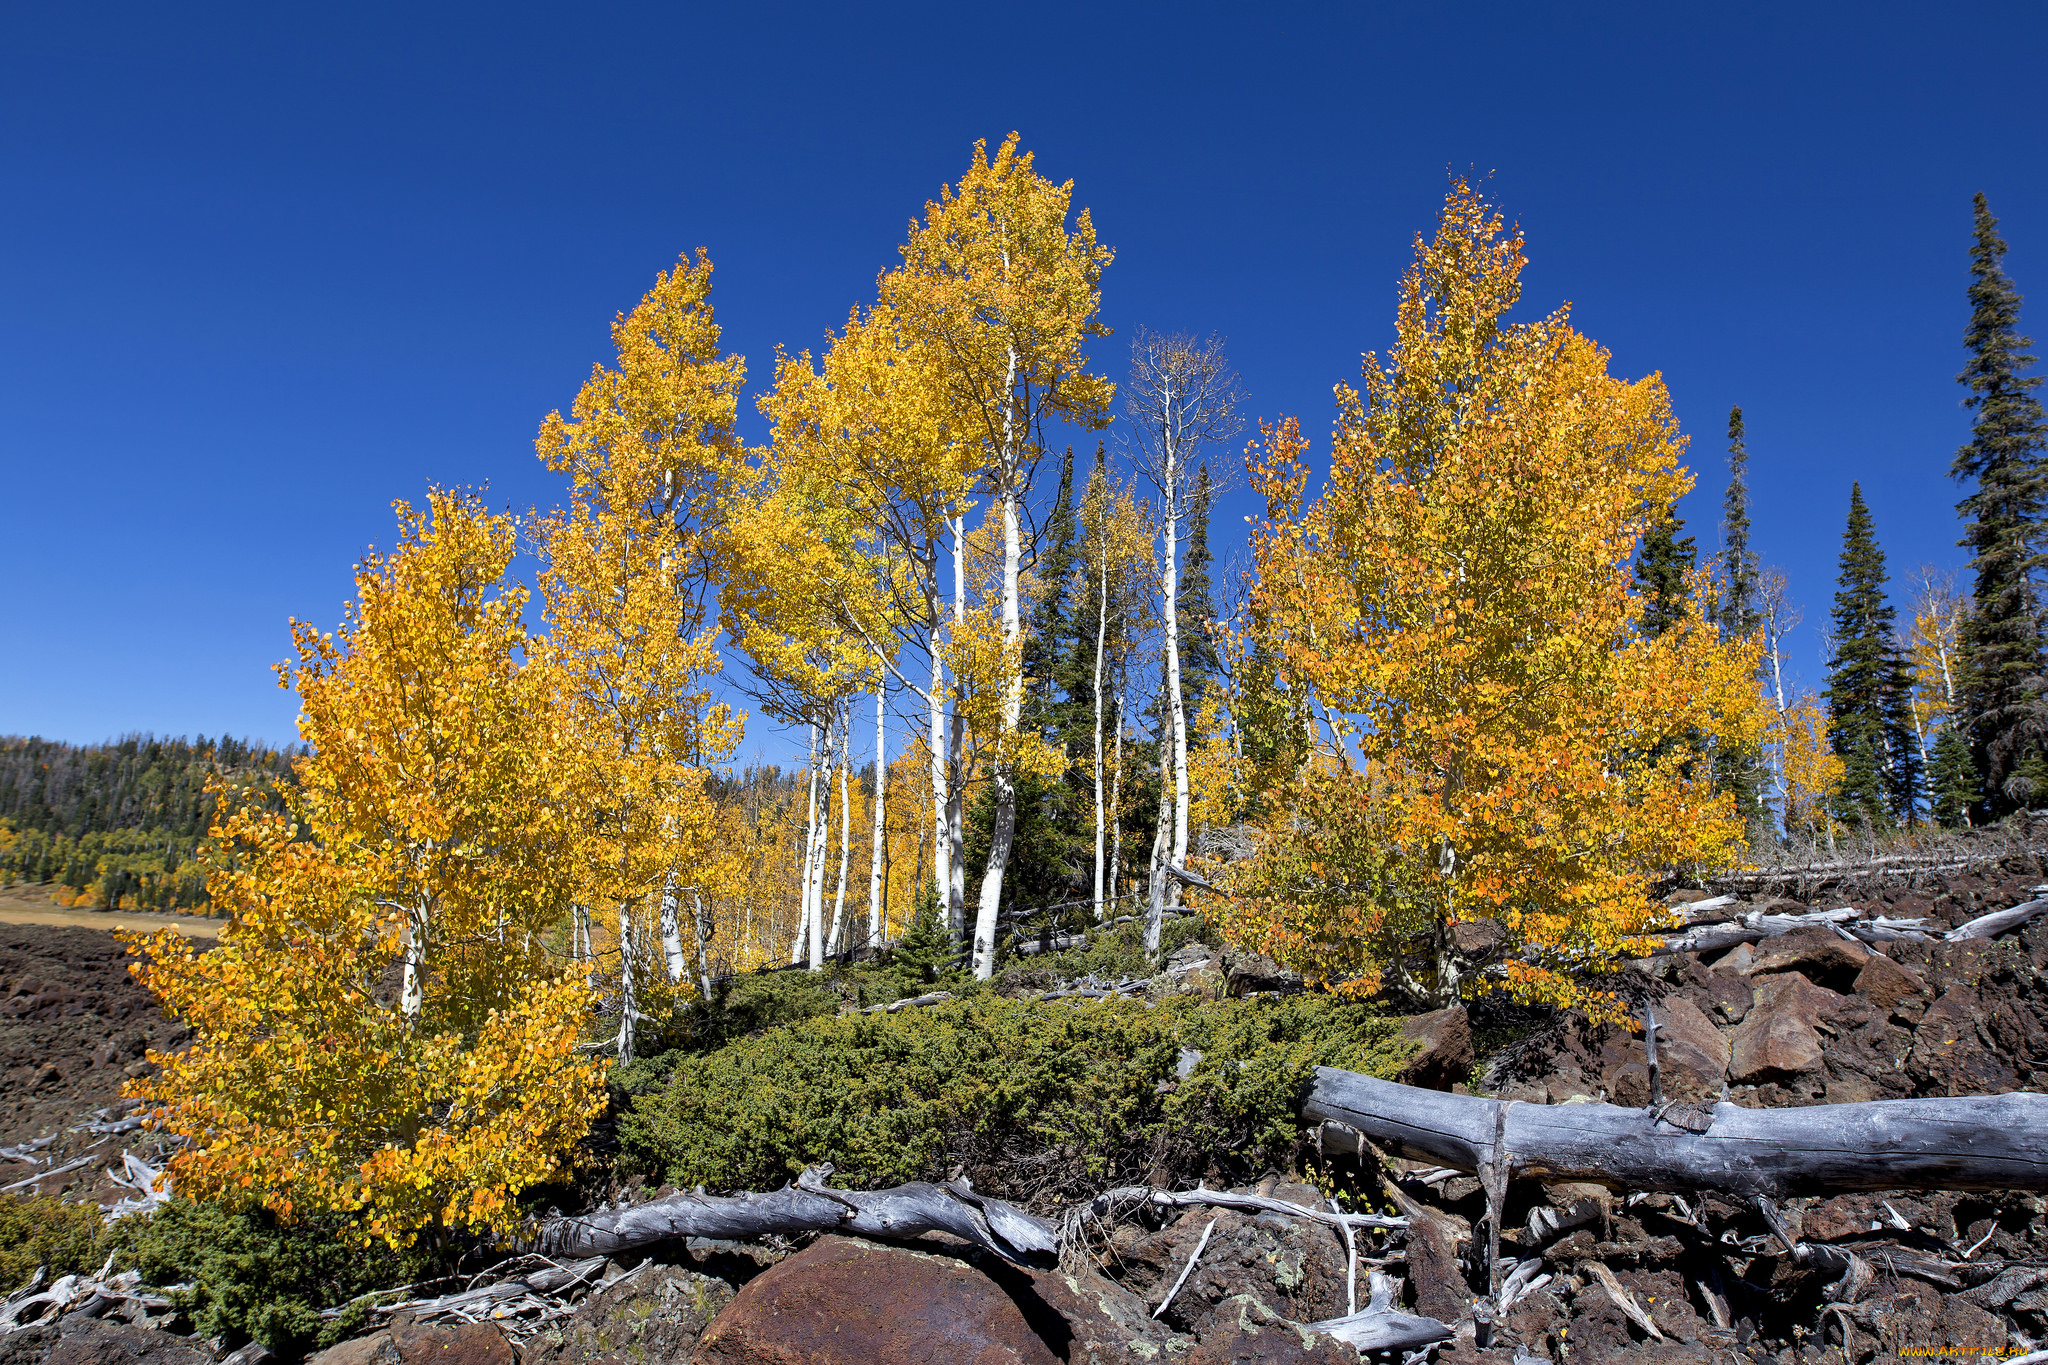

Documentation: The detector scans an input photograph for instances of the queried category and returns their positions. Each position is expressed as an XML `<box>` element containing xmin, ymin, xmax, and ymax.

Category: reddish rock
<box><xmin>1908</xmin><ymin>985</ymin><xmax>2022</xmax><ymax>1097</ymax></box>
<box><xmin>521</xmin><ymin>1265</ymin><xmax>734</xmax><ymax>1365</ymax></box>
<box><xmin>39</xmin><ymin>1319</ymin><xmax>216</xmax><ymax>1365</ymax></box>
<box><xmin>1396</xmin><ymin>1007</ymin><xmax>1473</xmax><ymax>1091</ymax></box>
<box><xmin>696</xmin><ymin>1236</ymin><xmax>1061</xmax><ymax>1365</ymax></box>
<box><xmin>1183</xmin><ymin>1294</ymin><xmax>1354</xmax><ymax>1365</ymax></box>
<box><xmin>1730</xmin><ymin>972</ymin><xmax>1835</xmax><ymax>1082</ymax></box>
<box><xmin>1402</xmin><ymin>1208</ymin><xmax>1471</xmax><ymax>1325</ymax></box>
<box><xmin>1748</xmin><ymin>926</ymin><xmax>1870</xmax><ymax>989</ymax></box>
<box><xmin>1645</xmin><ymin>997</ymin><xmax>1728</xmax><ymax>1101</ymax></box>
<box><xmin>1710</xmin><ymin>942</ymin><xmax>1754</xmax><ymax>976</ymax></box>
<box><xmin>1120</xmin><ymin>1184</ymin><xmax>1350</xmax><ymax>1332</ymax></box>
<box><xmin>390</xmin><ymin>1324</ymin><xmax>515</xmax><ymax>1365</ymax></box>
<box><xmin>1853</xmin><ymin>952</ymin><xmax>1928</xmax><ymax>1009</ymax></box>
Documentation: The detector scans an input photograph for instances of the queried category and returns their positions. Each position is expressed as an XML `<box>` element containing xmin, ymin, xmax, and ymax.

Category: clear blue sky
<box><xmin>3</xmin><ymin>2</ymin><xmax>2043</xmax><ymax>762</ymax></box>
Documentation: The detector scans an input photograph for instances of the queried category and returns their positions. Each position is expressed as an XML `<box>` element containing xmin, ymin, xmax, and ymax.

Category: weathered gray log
<box><xmin>1307</xmin><ymin>1068</ymin><xmax>2048</xmax><ymax>1198</ymax></box>
<box><xmin>537</xmin><ymin>1166</ymin><xmax>1058</xmax><ymax>1267</ymax></box>
<box><xmin>1948</xmin><ymin>897</ymin><xmax>2048</xmax><ymax>940</ymax></box>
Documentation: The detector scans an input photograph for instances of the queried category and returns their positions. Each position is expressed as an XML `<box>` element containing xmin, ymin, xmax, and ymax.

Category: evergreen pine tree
<box><xmin>1178</xmin><ymin>463</ymin><xmax>1222</xmax><ymax>710</ymax></box>
<box><xmin>1953</xmin><ymin>193</ymin><xmax>2048</xmax><ymax>816</ymax></box>
<box><xmin>1928</xmin><ymin>725</ymin><xmax>1976</xmax><ymax>828</ymax></box>
<box><xmin>1712</xmin><ymin>406</ymin><xmax>1769</xmax><ymax>826</ymax></box>
<box><xmin>1826</xmin><ymin>485</ymin><xmax>1921</xmax><ymax>828</ymax></box>
<box><xmin>1717</xmin><ymin>406</ymin><xmax>1762</xmax><ymax>637</ymax></box>
<box><xmin>1634</xmin><ymin>505</ymin><xmax>1696</xmax><ymax>638</ymax></box>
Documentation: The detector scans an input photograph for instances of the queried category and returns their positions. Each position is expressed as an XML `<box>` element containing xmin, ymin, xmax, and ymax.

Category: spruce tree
<box><xmin>1178</xmin><ymin>463</ymin><xmax>1222</xmax><ymax>710</ymax></box>
<box><xmin>1717</xmin><ymin>406</ymin><xmax>1761</xmax><ymax>637</ymax></box>
<box><xmin>1953</xmin><ymin>193</ymin><xmax>2048</xmax><ymax>816</ymax></box>
<box><xmin>1826</xmin><ymin>485</ymin><xmax>1921</xmax><ymax>828</ymax></box>
<box><xmin>1928</xmin><ymin>724</ymin><xmax>1976</xmax><ymax>828</ymax></box>
<box><xmin>1712</xmin><ymin>406</ymin><xmax>1768</xmax><ymax>826</ymax></box>
<box><xmin>1634</xmin><ymin>505</ymin><xmax>1696</xmax><ymax>638</ymax></box>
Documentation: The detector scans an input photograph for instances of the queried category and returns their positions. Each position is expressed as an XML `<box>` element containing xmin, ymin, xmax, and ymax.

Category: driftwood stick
<box><xmin>1086</xmin><ymin>1182</ymin><xmax>1408</xmax><ymax>1232</ymax></box>
<box><xmin>537</xmin><ymin>1166</ymin><xmax>1058</xmax><ymax>1267</ymax></box>
<box><xmin>1306</xmin><ymin>1068</ymin><xmax>2048</xmax><ymax>1197</ymax></box>
<box><xmin>1305</xmin><ymin>1272</ymin><xmax>1453</xmax><ymax>1353</ymax></box>
<box><xmin>1153</xmin><ymin>1218</ymin><xmax>1216</xmax><ymax>1320</ymax></box>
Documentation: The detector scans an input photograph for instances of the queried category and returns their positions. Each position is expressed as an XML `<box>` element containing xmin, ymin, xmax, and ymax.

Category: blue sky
<box><xmin>2</xmin><ymin>2</ymin><xmax>2043</xmax><ymax>763</ymax></box>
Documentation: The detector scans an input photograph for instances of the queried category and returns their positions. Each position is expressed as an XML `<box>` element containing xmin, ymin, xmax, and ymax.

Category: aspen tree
<box><xmin>535</xmin><ymin>250</ymin><xmax>747</xmax><ymax>1053</ymax></box>
<box><xmin>1125</xmin><ymin>331</ymin><xmax>1240</xmax><ymax>950</ymax></box>
<box><xmin>883</xmin><ymin>134</ymin><xmax>1113</xmax><ymax>979</ymax></box>
<box><xmin>1230</xmin><ymin>182</ymin><xmax>1767</xmax><ymax>1021</ymax></box>
<box><xmin>127</xmin><ymin>493</ymin><xmax>603</xmax><ymax>1246</ymax></box>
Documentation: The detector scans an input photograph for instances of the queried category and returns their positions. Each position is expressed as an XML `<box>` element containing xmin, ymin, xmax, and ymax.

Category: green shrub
<box><xmin>619</xmin><ymin>993</ymin><xmax>1414</xmax><ymax>1207</ymax></box>
<box><xmin>0</xmin><ymin>1195</ymin><xmax>110</xmax><ymax>1291</ymax></box>
<box><xmin>113</xmin><ymin>1199</ymin><xmax>451</xmax><ymax>1354</ymax></box>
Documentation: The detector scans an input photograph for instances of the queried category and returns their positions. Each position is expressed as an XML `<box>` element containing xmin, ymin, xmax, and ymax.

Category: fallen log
<box><xmin>1306</xmin><ymin>1069</ymin><xmax>2048</xmax><ymax>1198</ymax></box>
<box><xmin>537</xmin><ymin>1165</ymin><xmax>1059</xmax><ymax>1267</ymax></box>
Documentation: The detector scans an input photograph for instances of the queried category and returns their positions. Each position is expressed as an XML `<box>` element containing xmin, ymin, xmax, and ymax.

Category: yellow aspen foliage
<box><xmin>1774</xmin><ymin>694</ymin><xmax>1847</xmax><ymax>841</ymax></box>
<box><xmin>125</xmin><ymin>493</ymin><xmax>604</xmax><ymax>1247</ymax></box>
<box><xmin>1220</xmin><ymin>183</ymin><xmax>1769</xmax><ymax>1024</ymax></box>
<box><xmin>536</xmin><ymin>251</ymin><xmax>747</xmax><ymax>1049</ymax></box>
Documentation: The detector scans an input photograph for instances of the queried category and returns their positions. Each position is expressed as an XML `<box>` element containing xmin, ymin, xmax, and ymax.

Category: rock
<box><xmin>1601</xmin><ymin>998</ymin><xmax>1727</xmax><ymax>1105</ymax></box>
<box><xmin>306</xmin><ymin>1332</ymin><xmax>399</xmax><ymax>1365</ymax></box>
<box><xmin>389</xmin><ymin>1324</ymin><xmax>515</xmax><ymax>1365</ymax></box>
<box><xmin>695</xmin><ymin>1235</ymin><xmax>1062</xmax><ymax>1365</ymax></box>
<box><xmin>1710</xmin><ymin>942</ymin><xmax>1754</xmax><ymax>976</ymax></box>
<box><xmin>1747</xmin><ymin>927</ymin><xmax>1870</xmax><ymax>990</ymax></box>
<box><xmin>1402</xmin><ymin>1209</ymin><xmax>1470</xmax><ymax>1325</ymax></box>
<box><xmin>1118</xmin><ymin>1184</ymin><xmax>1351</xmax><ymax>1333</ymax></box>
<box><xmin>40</xmin><ymin>1318</ymin><xmax>217</xmax><ymax>1365</ymax></box>
<box><xmin>1033</xmin><ymin>1264</ymin><xmax>1189</xmax><ymax>1365</ymax></box>
<box><xmin>1183</xmin><ymin>1294</ymin><xmax>1354</xmax><ymax>1365</ymax></box>
<box><xmin>1450</xmin><ymin>919</ymin><xmax>1505</xmax><ymax>958</ymax></box>
<box><xmin>1853</xmin><ymin>952</ymin><xmax>1928</xmax><ymax>1010</ymax></box>
<box><xmin>1223</xmin><ymin>948</ymin><xmax>1302</xmax><ymax>997</ymax></box>
<box><xmin>521</xmin><ymin>1264</ymin><xmax>734</xmax><ymax>1365</ymax></box>
<box><xmin>1908</xmin><ymin>985</ymin><xmax>2022</xmax><ymax>1096</ymax></box>
<box><xmin>1396</xmin><ymin>1007</ymin><xmax>1473</xmax><ymax>1091</ymax></box>
<box><xmin>1729</xmin><ymin>972</ymin><xmax>1834</xmax><ymax>1082</ymax></box>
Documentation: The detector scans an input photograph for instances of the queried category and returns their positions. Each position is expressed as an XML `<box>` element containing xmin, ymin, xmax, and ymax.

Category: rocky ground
<box><xmin>5</xmin><ymin>854</ymin><xmax>2048</xmax><ymax>1365</ymax></box>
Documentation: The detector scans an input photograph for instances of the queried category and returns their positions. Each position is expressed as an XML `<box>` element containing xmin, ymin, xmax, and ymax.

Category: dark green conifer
<box><xmin>1953</xmin><ymin>194</ymin><xmax>2048</xmax><ymax>816</ymax></box>
<box><xmin>1178</xmin><ymin>464</ymin><xmax>1222</xmax><ymax>711</ymax></box>
<box><xmin>1928</xmin><ymin>725</ymin><xmax>1977</xmax><ymax>828</ymax></box>
<box><xmin>1826</xmin><ymin>485</ymin><xmax>1922</xmax><ymax>828</ymax></box>
<box><xmin>1634</xmin><ymin>505</ymin><xmax>1696</xmax><ymax>639</ymax></box>
<box><xmin>1717</xmin><ymin>407</ymin><xmax>1761</xmax><ymax>638</ymax></box>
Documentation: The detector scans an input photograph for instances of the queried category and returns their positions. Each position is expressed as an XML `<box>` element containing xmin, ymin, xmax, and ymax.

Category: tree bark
<box><xmin>973</xmin><ymin>477</ymin><xmax>1025</xmax><ymax>980</ymax></box>
<box><xmin>659</xmin><ymin>870</ymin><xmax>687</xmax><ymax>984</ymax></box>
<box><xmin>869</xmin><ymin>682</ymin><xmax>886</xmax><ymax>949</ymax></box>
<box><xmin>1306</xmin><ymin>1067</ymin><xmax>2048</xmax><ymax>1197</ymax></box>
<box><xmin>538</xmin><ymin>1168</ymin><xmax>1058</xmax><ymax>1268</ymax></box>
<box><xmin>1093</xmin><ymin>518</ymin><xmax>1110</xmax><ymax>920</ymax></box>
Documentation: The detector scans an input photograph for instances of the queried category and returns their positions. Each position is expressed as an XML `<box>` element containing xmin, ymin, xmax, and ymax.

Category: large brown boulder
<box><xmin>695</xmin><ymin>1236</ymin><xmax>1062</xmax><ymax>1365</ymax></box>
<box><xmin>1748</xmin><ymin>926</ymin><xmax>1870</xmax><ymax>990</ymax></box>
<box><xmin>1729</xmin><ymin>972</ymin><xmax>1834</xmax><ymax>1082</ymax></box>
<box><xmin>1600</xmin><ymin>997</ymin><xmax>1727</xmax><ymax>1105</ymax></box>
<box><xmin>1853</xmin><ymin>952</ymin><xmax>1929</xmax><ymax>1010</ymax></box>
<box><xmin>1907</xmin><ymin>984</ymin><xmax>2023</xmax><ymax>1096</ymax></box>
<box><xmin>33</xmin><ymin>1319</ymin><xmax>216</xmax><ymax>1365</ymax></box>
<box><xmin>1396</xmin><ymin>1007</ymin><xmax>1473</xmax><ymax>1091</ymax></box>
<box><xmin>308</xmin><ymin>1324</ymin><xmax>513</xmax><ymax>1365</ymax></box>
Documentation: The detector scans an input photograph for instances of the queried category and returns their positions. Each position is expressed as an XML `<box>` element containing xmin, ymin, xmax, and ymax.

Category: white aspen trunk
<box><xmin>972</xmin><ymin>465</ymin><xmax>1024</xmax><ymax>980</ymax></box>
<box><xmin>615</xmin><ymin>900</ymin><xmax>637</xmax><ymax>1062</ymax></box>
<box><xmin>659</xmin><ymin>869</ymin><xmax>687</xmax><ymax>984</ymax></box>
<box><xmin>400</xmin><ymin>893</ymin><xmax>429</xmax><ymax>1026</ymax></box>
<box><xmin>573</xmin><ymin>903</ymin><xmax>591</xmax><ymax>990</ymax></box>
<box><xmin>807</xmin><ymin>714</ymin><xmax>834</xmax><ymax>970</ymax></box>
<box><xmin>794</xmin><ymin>725</ymin><xmax>820</xmax><ymax>965</ymax></box>
<box><xmin>928</xmin><ymin>614</ymin><xmax>951</xmax><ymax>932</ymax></box>
<box><xmin>1109</xmin><ymin>687</ymin><xmax>1126</xmax><ymax>909</ymax></box>
<box><xmin>948</xmin><ymin>514</ymin><xmax>967</xmax><ymax>938</ymax></box>
<box><xmin>1145</xmin><ymin>729</ymin><xmax>1172</xmax><ymax>955</ymax></box>
<box><xmin>828</xmin><ymin>707</ymin><xmax>852</xmax><ymax>956</ymax></box>
<box><xmin>869</xmin><ymin>683</ymin><xmax>886</xmax><ymax>949</ymax></box>
<box><xmin>1161</xmin><ymin>438</ymin><xmax>1190</xmax><ymax>910</ymax></box>
<box><xmin>1092</xmin><ymin>526</ymin><xmax>1109</xmax><ymax>921</ymax></box>
<box><xmin>691</xmin><ymin>890</ymin><xmax>714</xmax><ymax>1004</ymax></box>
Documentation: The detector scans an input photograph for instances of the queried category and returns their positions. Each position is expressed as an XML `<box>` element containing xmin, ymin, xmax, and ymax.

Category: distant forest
<box><xmin>0</xmin><ymin>734</ymin><xmax>298</xmax><ymax>912</ymax></box>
